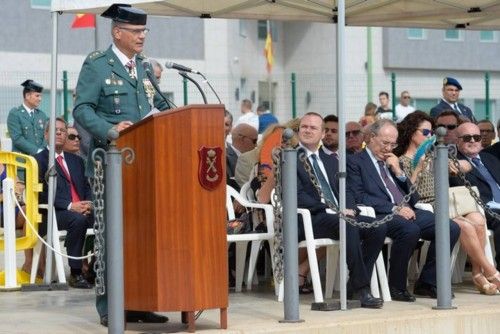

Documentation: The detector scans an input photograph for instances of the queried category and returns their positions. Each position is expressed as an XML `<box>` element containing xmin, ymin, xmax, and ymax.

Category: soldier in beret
<box><xmin>72</xmin><ymin>3</ymin><xmax>170</xmax><ymax>327</ymax></box>
<box><xmin>430</xmin><ymin>77</ymin><xmax>476</xmax><ymax>122</ymax></box>
<box><xmin>7</xmin><ymin>80</ymin><xmax>48</xmax><ymax>156</ymax></box>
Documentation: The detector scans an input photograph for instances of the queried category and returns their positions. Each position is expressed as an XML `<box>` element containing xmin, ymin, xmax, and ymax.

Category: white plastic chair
<box><xmin>226</xmin><ymin>185</ymin><xmax>278</xmax><ymax>294</ymax></box>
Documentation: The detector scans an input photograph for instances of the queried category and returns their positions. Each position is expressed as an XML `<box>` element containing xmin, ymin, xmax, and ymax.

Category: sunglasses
<box><xmin>436</xmin><ymin>124</ymin><xmax>458</xmax><ymax>130</ymax></box>
<box><xmin>68</xmin><ymin>134</ymin><xmax>81</xmax><ymax>141</ymax></box>
<box><xmin>346</xmin><ymin>130</ymin><xmax>361</xmax><ymax>137</ymax></box>
<box><xmin>418</xmin><ymin>128</ymin><xmax>434</xmax><ymax>137</ymax></box>
<box><xmin>458</xmin><ymin>134</ymin><xmax>481</xmax><ymax>143</ymax></box>
<box><xmin>402</xmin><ymin>96</ymin><xmax>411</xmax><ymax>99</ymax></box>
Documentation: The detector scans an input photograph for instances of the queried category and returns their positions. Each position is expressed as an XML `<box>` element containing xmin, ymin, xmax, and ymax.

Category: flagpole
<box><xmin>94</xmin><ymin>15</ymin><xmax>99</xmax><ymax>50</ymax></box>
<box><xmin>266</xmin><ymin>20</ymin><xmax>272</xmax><ymax>113</ymax></box>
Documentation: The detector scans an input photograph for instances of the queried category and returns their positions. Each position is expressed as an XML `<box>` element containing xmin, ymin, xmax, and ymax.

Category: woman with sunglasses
<box><xmin>395</xmin><ymin>111</ymin><xmax>498</xmax><ymax>295</ymax></box>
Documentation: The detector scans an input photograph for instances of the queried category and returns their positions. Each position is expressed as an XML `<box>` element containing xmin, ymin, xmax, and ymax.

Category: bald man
<box><xmin>226</xmin><ymin>124</ymin><xmax>257</xmax><ymax>190</ymax></box>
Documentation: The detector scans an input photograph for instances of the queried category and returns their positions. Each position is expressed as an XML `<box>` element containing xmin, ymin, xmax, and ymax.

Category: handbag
<box><xmin>448</xmin><ymin>186</ymin><xmax>481</xmax><ymax>219</ymax></box>
<box><xmin>227</xmin><ymin>211</ymin><xmax>253</xmax><ymax>234</ymax></box>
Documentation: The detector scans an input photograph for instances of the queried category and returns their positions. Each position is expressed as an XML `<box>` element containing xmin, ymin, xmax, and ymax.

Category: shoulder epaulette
<box><xmin>88</xmin><ymin>50</ymin><xmax>105</xmax><ymax>61</ymax></box>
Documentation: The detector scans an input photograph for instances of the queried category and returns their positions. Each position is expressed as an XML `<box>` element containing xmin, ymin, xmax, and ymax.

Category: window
<box><xmin>407</xmin><ymin>28</ymin><xmax>425</xmax><ymax>40</ymax></box>
<box><xmin>257</xmin><ymin>20</ymin><xmax>278</xmax><ymax>41</ymax></box>
<box><xmin>444</xmin><ymin>29</ymin><xmax>463</xmax><ymax>41</ymax></box>
<box><xmin>480</xmin><ymin>31</ymin><xmax>496</xmax><ymax>42</ymax></box>
<box><xmin>414</xmin><ymin>98</ymin><xmax>439</xmax><ymax>113</ymax></box>
<box><xmin>474</xmin><ymin>99</ymin><xmax>496</xmax><ymax>120</ymax></box>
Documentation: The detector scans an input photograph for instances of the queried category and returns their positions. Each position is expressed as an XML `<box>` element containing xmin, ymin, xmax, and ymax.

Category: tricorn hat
<box><xmin>21</xmin><ymin>80</ymin><xmax>43</xmax><ymax>93</ymax></box>
<box><xmin>101</xmin><ymin>3</ymin><xmax>147</xmax><ymax>25</ymax></box>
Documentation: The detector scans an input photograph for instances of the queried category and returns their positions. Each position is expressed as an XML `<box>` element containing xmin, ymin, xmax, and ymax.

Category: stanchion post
<box><xmin>433</xmin><ymin>127</ymin><xmax>455</xmax><ymax>310</ymax></box>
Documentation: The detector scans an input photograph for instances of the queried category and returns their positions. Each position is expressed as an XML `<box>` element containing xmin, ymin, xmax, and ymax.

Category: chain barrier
<box><xmin>448</xmin><ymin>146</ymin><xmax>500</xmax><ymax>222</ymax></box>
<box><xmin>299</xmin><ymin>151</ymin><xmax>433</xmax><ymax>228</ymax></box>
<box><xmin>271</xmin><ymin>147</ymin><xmax>284</xmax><ymax>284</ymax></box>
<box><xmin>92</xmin><ymin>152</ymin><xmax>106</xmax><ymax>296</ymax></box>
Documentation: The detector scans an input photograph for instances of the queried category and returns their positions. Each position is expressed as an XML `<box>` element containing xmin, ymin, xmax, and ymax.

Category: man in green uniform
<box><xmin>7</xmin><ymin>80</ymin><xmax>48</xmax><ymax>155</ymax></box>
<box><xmin>73</xmin><ymin>3</ymin><xmax>170</xmax><ymax>327</ymax></box>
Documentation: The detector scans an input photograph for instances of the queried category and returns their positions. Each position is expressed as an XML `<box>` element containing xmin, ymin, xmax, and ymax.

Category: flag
<box><xmin>264</xmin><ymin>31</ymin><xmax>274</xmax><ymax>73</ymax></box>
<box><xmin>71</xmin><ymin>14</ymin><xmax>96</xmax><ymax>29</ymax></box>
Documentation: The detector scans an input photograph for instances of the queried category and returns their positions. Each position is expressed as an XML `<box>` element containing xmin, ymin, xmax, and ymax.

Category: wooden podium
<box><xmin>117</xmin><ymin>104</ymin><xmax>228</xmax><ymax>332</ymax></box>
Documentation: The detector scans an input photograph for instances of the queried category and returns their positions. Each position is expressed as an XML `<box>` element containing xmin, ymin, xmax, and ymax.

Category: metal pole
<box><xmin>337</xmin><ymin>0</ymin><xmax>347</xmax><ymax>311</ymax></box>
<box><xmin>62</xmin><ymin>71</ymin><xmax>69</xmax><ymax>122</ymax></box>
<box><xmin>433</xmin><ymin>127</ymin><xmax>454</xmax><ymax>310</ymax></box>
<box><xmin>106</xmin><ymin>130</ymin><xmax>125</xmax><ymax>333</ymax></box>
<box><xmin>291</xmin><ymin>73</ymin><xmax>297</xmax><ymax>119</ymax></box>
<box><xmin>391</xmin><ymin>72</ymin><xmax>396</xmax><ymax>120</ymax></box>
<box><xmin>44</xmin><ymin>11</ymin><xmax>59</xmax><ymax>285</ymax></box>
<box><xmin>280</xmin><ymin>130</ymin><xmax>302</xmax><ymax>323</ymax></box>
<box><xmin>485</xmin><ymin>72</ymin><xmax>490</xmax><ymax>120</ymax></box>
<box><xmin>183</xmin><ymin>77</ymin><xmax>188</xmax><ymax>106</ymax></box>
<box><xmin>366</xmin><ymin>27</ymin><xmax>373</xmax><ymax>103</ymax></box>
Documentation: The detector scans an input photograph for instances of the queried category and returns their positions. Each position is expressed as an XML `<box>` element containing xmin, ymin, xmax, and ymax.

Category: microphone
<box><xmin>142</xmin><ymin>59</ymin><xmax>175</xmax><ymax>109</ymax></box>
<box><xmin>165</xmin><ymin>61</ymin><xmax>200</xmax><ymax>75</ymax></box>
<box><xmin>165</xmin><ymin>61</ymin><xmax>222</xmax><ymax>104</ymax></box>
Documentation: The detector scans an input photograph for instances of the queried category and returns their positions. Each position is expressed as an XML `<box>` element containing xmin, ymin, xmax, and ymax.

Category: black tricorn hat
<box><xmin>101</xmin><ymin>3</ymin><xmax>147</xmax><ymax>25</ymax></box>
<box><xmin>21</xmin><ymin>80</ymin><xmax>43</xmax><ymax>93</ymax></box>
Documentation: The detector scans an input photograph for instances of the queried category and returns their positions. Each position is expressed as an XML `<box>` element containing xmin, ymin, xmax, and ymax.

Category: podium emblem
<box><xmin>198</xmin><ymin>146</ymin><xmax>223</xmax><ymax>190</ymax></box>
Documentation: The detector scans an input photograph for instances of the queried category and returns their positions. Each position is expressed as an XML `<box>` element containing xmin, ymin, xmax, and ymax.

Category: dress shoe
<box><xmin>414</xmin><ymin>281</ymin><xmax>453</xmax><ymax>299</ymax></box>
<box><xmin>68</xmin><ymin>274</ymin><xmax>92</xmax><ymax>289</ymax></box>
<box><xmin>126</xmin><ymin>310</ymin><xmax>169</xmax><ymax>323</ymax></box>
<box><xmin>357</xmin><ymin>287</ymin><xmax>383</xmax><ymax>309</ymax></box>
<box><xmin>389</xmin><ymin>286</ymin><xmax>416</xmax><ymax>302</ymax></box>
<box><xmin>100</xmin><ymin>315</ymin><xmax>108</xmax><ymax>327</ymax></box>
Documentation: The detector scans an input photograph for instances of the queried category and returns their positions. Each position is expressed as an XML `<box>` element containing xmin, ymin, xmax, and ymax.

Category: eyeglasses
<box><xmin>239</xmin><ymin>134</ymin><xmax>257</xmax><ymax>144</ymax></box>
<box><xmin>55</xmin><ymin>127</ymin><xmax>67</xmax><ymax>133</ymax></box>
<box><xmin>458</xmin><ymin>134</ymin><xmax>481</xmax><ymax>143</ymax></box>
<box><xmin>402</xmin><ymin>96</ymin><xmax>411</xmax><ymax>99</ymax></box>
<box><xmin>346</xmin><ymin>130</ymin><xmax>362</xmax><ymax>137</ymax></box>
<box><xmin>118</xmin><ymin>27</ymin><xmax>150</xmax><ymax>35</ymax></box>
<box><xmin>68</xmin><ymin>134</ymin><xmax>81</xmax><ymax>141</ymax></box>
<box><xmin>417</xmin><ymin>128</ymin><xmax>434</xmax><ymax>137</ymax></box>
<box><xmin>436</xmin><ymin>124</ymin><xmax>458</xmax><ymax>130</ymax></box>
<box><xmin>374</xmin><ymin>136</ymin><xmax>398</xmax><ymax>149</ymax></box>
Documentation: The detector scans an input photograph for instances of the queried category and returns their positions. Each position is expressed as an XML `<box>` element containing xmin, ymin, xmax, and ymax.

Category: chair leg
<box><xmin>245</xmin><ymin>241</ymin><xmax>262</xmax><ymax>291</ymax></box>
<box><xmin>52</xmin><ymin>230</ymin><xmax>66</xmax><ymax>284</ymax></box>
<box><xmin>307</xmin><ymin>245</ymin><xmax>324</xmax><ymax>303</ymax></box>
<box><xmin>370</xmin><ymin>267</ymin><xmax>380</xmax><ymax>298</ymax></box>
<box><xmin>325</xmin><ymin>245</ymin><xmax>338</xmax><ymax>299</ymax></box>
<box><xmin>375</xmin><ymin>253</ymin><xmax>391</xmax><ymax>302</ymax></box>
<box><xmin>30</xmin><ymin>241</ymin><xmax>43</xmax><ymax>284</ymax></box>
<box><xmin>234</xmin><ymin>242</ymin><xmax>248</xmax><ymax>293</ymax></box>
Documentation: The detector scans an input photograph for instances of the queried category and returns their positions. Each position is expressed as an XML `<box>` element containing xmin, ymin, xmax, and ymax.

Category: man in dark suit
<box><xmin>430</xmin><ymin>77</ymin><xmax>476</xmax><ymax>122</ymax></box>
<box><xmin>483</xmin><ymin>120</ymin><xmax>500</xmax><ymax>160</ymax></box>
<box><xmin>35</xmin><ymin>117</ymin><xmax>93</xmax><ymax>289</ymax></box>
<box><xmin>450</xmin><ymin>122</ymin><xmax>500</xmax><ymax>267</ymax></box>
<box><xmin>297</xmin><ymin>112</ymin><xmax>386</xmax><ymax>308</ymax></box>
<box><xmin>347</xmin><ymin>119</ymin><xmax>460</xmax><ymax>301</ymax></box>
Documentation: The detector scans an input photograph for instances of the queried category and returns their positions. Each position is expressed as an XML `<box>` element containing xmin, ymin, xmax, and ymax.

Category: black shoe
<box><xmin>100</xmin><ymin>315</ymin><xmax>108</xmax><ymax>327</ymax></box>
<box><xmin>357</xmin><ymin>287</ymin><xmax>383</xmax><ymax>309</ymax></box>
<box><xmin>389</xmin><ymin>286</ymin><xmax>416</xmax><ymax>302</ymax></box>
<box><xmin>68</xmin><ymin>274</ymin><xmax>92</xmax><ymax>289</ymax></box>
<box><xmin>126</xmin><ymin>311</ymin><xmax>169</xmax><ymax>323</ymax></box>
<box><xmin>413</xmin><ymin>281</ymin><xmax>437</xmax><ymax>298</ymax></box>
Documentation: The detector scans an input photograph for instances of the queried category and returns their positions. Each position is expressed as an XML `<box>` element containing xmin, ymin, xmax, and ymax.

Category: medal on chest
<box><xmin>143</xmin><ymin>78</ymin><xmax>155</xmax><ymax>106</ymax></box>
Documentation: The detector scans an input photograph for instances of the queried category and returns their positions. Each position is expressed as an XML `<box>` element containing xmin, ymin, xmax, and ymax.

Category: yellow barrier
<box><xmin>0</xmin><ymin>151</ymin><xmax>42</xmax><ymax>251</ymax></box>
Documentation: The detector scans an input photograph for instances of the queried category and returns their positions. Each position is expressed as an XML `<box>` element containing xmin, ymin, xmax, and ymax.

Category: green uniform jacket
<box><xmin>7</xmin><ymin>105</ymin><xmax>48</xmax><ymax>155</ymax></box>
<box><xmin>73</xmin><ymin>46</ymin><xmax>169</xmax><ymax>148</ymax></box>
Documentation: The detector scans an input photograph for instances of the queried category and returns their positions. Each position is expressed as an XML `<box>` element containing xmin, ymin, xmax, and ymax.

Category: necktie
<box><xmin>471</xmin><ymin>157</ymin><xmax>500</xmax><ymax>203</ymax></box>
<box><xmin>310</xmin><ymin>154</ymin><xmax>338</xmax><ymax>206</ymax></box>
<box><xmin>377</xmin><ymin>161</ymin><xmax>404</xmax><ymax>204</ymax></box>
<box><xmin>126</xmin><ymin>60</ymin><xmax>136</xmax><ymax>79</ymax></box>
<box><xmin>453</xmin><ymin>103</ymin><xmax>462</xmax><ymax>114</ymax></box>
<box><xmin>56</xmin><ymin>155</ymin><xmax>81</xmax><ymax>203</ymax></box>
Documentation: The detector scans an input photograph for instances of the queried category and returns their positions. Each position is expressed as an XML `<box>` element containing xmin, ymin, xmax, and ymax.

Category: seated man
<box><xmin>297</xmin><ymin>112</ymin><xmax>386</xmax><ymax>308</ymax></box>
<box><xmin>347</xmin><ymin>119</ymin><xmax>460</xmax><ymax>301</ymax></box>
<box><xmin>450</xmin><ymin>122</ymin><xmax>500</xmax><ymax>269</ymax></box>
<box><xmin>35</xmin><ymin>117</ymin><xmax>93</xmax><ymax>289</ymax></box>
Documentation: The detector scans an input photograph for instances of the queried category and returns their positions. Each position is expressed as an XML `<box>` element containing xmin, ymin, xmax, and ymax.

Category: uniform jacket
<box><xmin>430</xmin><ymin>99</ymin><xmax>476</xmax><ymax>122</ymax></box>
<box><xmin>7</xmin><ymin>105</ymin><xmax>48</xmax><ymax>155</ymax></box>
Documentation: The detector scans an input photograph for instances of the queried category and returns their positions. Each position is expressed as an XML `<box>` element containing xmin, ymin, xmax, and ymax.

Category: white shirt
<box><xmin>234</xmin><ymin>112</ymin><xmax>259</xmax><ymax>131</ymax></box>
<box><xmin>112</xmin><ymin>43</ymin><xmax>137</xmax><ymax>77</ymax></box>
<box><xmin>22</xmin><ymin>103</ymin><xmax>34</xmax><ymax>116</ymax></box>
<box><xmin>395</xmin><ymin>104</ymin><xmax>415</xmax><ymax>123</ymax></box>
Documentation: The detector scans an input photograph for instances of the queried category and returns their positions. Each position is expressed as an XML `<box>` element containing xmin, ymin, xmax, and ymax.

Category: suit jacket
<box><xmin>35</xmin><ymin>149</ymin><xmax>91</xmax><ymax>211</ymax></box>
<box><xmin>226</xmin><ymin>143</ymin><xmax>238</xmax><ymax>180</ymax></box>
<box><xmin>73</xmin><ymin>46</ymin><xmax>170</xmax><ymax>146</ymax></box>
<box><xmin>297</xmin><ymin>148</ymin><xmax>357</xmax><ymax>215</ymax></box>
<box><xmin>7</xmin><ymin>105</ymin><xmax>48</xmax><ymax>155</ymax></box>
<box><xmin>483</xmin><ymin>142</ymin><xmax>500</xmax><ymax>161</ymax></box>
<box><xmin>450</xmin><ymin>151</ymin><xmax>500</xmax><ymax>204</ymax></box>
<box><xmin>347</xmin><ymin>149</ymin><xmax>419</xmax><ymax>214</ymax></box>
<box><xmin>430</xmin><ymin>99</ymin><xmax>476</xmax><ymax>122</ymax></box>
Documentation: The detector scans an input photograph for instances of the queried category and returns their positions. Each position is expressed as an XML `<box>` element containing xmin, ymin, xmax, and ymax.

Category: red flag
<box><xmin>71</xmin><ymin>14</ymin><xmax>96</xmax><ymax>29</ymax></box>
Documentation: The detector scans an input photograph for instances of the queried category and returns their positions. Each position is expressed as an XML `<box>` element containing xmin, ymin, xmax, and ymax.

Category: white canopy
<box><xmin>52</xmin><ymin>0</ymin><xmax>500</xmax><ymax>30</ymax></box>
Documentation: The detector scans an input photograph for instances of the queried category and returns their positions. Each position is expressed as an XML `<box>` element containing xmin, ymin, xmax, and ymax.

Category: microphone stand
<box><xmin>179</xmin><ymin>71</ymin><xmax>208</xmax><ymax>104</ymax></box>
<box><xmin>143</xmin><ymin>66</ymin><xmax>176</xmax><ymax>109</ymax></box>
<box><xmin>198</xmin><ymin>72</ymin><xmax>222</xmax><ymax>104</ymax></box>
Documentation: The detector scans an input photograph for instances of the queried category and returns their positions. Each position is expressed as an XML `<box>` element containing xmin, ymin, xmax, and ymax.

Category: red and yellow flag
<box><xmin>264</xmin><ymin>31</ymin><xmax>274</xmax><ymax>73</ymax></box>
<box><xmin>71</xmin><ymin>14</ymin><xmax>96</xmax><ymax>29</ymax></box>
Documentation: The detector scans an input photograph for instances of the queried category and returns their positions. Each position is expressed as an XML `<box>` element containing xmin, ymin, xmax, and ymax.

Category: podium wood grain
<box><xmin>117</xmin><ymin>105</ymin><xmax>228</xmax><ymax>331</ymax></box>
